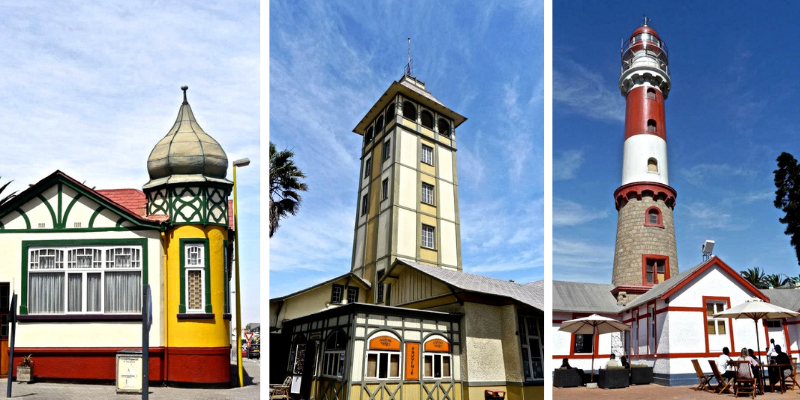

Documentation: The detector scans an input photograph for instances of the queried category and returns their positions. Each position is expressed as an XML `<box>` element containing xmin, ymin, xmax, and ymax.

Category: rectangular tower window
<box><xmin>383</xmin><ymin>139</ymin><xmax>391</xmax><ymax>161</ymax></box>
<box><xmin>421</xmin><ymin>145</ymin><xmax>434</xmax><ymax>165</ymax></box>
<box><xmin>377</xmin><ymin>270</ymin><xmax>385</xmax><ymax>303</ymax></box>
<box><xmin>331</xmin><ymin>284</ymin><xmax>344</xmax><ymax>304</ymax></box>
<box><xmin>422</xmin><ymin>183</ymin><xmax>435</xmax><ymax>205</ymax></box>
<box><xmin>364</xmin><ymin>158</ymin><xmax>372</xmax><ymax>178</ymax></box>
<box><xmin>644</xmin><ymin>257</ymin><xmax>667</xmax><ymax>284</ymax></box>
<box><xmin>361</xmin><ymin>193</ymin><xmax>369</xmax><ymax>216</ymax></box>
<box><xmin>185</xmin><ymin>244</ymin><xmax>205</xmax><ymax>312</ymax></box>
<box><xmin>422</xmin><ymin>224</ymin><xmax>435</xmax><ymax>249</ymax></box>
<box><xmin>382</xmin><ymin>178</ymin><xmax>389</xmax><ymax>201</ymax></box>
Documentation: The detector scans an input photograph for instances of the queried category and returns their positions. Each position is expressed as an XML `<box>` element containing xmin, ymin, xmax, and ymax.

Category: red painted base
<box><xmin>10</xmin><ymin>346</ymin><xmax>231</xmax><ymax>384</ymax></box>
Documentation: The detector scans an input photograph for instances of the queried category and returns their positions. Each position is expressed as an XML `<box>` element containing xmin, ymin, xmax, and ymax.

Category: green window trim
<box><xmin>19</xmin><ymin>238</ymin><xmax>149</xmax><ymax>315</ymax></box>
<box><xmin>179</xmin><ymin>238</ymin><xmax>212</xmax><ymax>314</ymax></box>
<box><xmin>223</xmin><ymin>239</ymin><xmax>230</xmax><ymax>314</ymax></box>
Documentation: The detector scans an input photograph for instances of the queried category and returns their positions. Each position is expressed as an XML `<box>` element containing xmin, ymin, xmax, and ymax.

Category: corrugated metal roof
<box><xmin>552</xmin><ymin>280</ymin><xmax>621</xmax><ymax>313</ymax></box>
<box><xmin>393</xmin><ymin>258</ymin><xmax>543</xmax><ymax>311</ymax></box>
<box><xmin>623</xmin><ymin>257</ymin><xmax>717</xmax><ymax>310</ymax></box>
<box><xmin>764</xmin><ymin>289</ymin><xmax>800</xmax><ymax>311</ymax></box>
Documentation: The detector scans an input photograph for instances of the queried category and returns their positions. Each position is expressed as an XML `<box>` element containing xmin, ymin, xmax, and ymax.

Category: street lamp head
<box><xmin>233</xmin><ymin>158</ymin><xmax>251</xmax><ymax>168</ymax></box>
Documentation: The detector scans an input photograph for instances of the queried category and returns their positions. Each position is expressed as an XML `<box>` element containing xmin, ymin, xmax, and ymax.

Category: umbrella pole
<box><xmin>591</xmin><ymin>324</ymin><xmax>597</xmax><ymax>383</ymax></box>
<box><xmin>755</xmin><ymin>319</ymin><xmax>762</xmax><ymax>365</ymax></box>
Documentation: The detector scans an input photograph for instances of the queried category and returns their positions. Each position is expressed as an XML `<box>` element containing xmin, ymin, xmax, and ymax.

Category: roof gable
<box><xmin>0</xmin><ymin>171</ymin><xmax>163</xmax><ymax>231</ymax></box>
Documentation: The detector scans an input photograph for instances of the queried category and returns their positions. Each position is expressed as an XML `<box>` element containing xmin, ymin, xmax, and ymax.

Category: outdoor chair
<box><xmin>709</xmin><ymin>360</ymin><xmax>734</xmax><ymax>395</ymax></box>
<box><xmin>785</xmin><ymin>358</ymin><xmax>800</xmax><ymax>391</ymax></box>
<box><xmin>732</xmin><ymin>360</ymin><xmax>755</xmax><ymax>399</ymax></box>
<box><xmin>598</xmin><ymin>367</ymin><xmax>629</xmax><ymax>389</ymax></box>
<box><xmin>692</xmin><ymin>359</ymin><xmax>714</xmax><ymax>391</ymax></box>
<box><xmin>553</xmin><ymin>368</ymin><xmax>583</xmax><ymax>388</ymax></box>
<box><xmin>629</xmin><ymin>365</ymin><xmax>653</xmax><ymax>385</ymax></box>
<box><xmin>270</xmin><ymin>376</ymin><xmax>292</xmax><ymax>400</ymax></box>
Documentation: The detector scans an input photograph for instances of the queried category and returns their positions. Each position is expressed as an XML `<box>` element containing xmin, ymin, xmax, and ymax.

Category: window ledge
<box><xmin>177</xmin><ymin>313</ymin><xmax>215</xmax><ymax>320</ymax></box>
<box><xmin>18</xmin><ymin>314</ymin><xmax>142</xmax><ymax>322</ymax></box>
<box><xmin>223</xmin><ymin>313</ymin><xmax>232</xmax><ymax>320</ymax></box>
<box><xmin>643</xmin><ymin>222</ymin><xmax>665</xmax><ymax>228</ymax></box>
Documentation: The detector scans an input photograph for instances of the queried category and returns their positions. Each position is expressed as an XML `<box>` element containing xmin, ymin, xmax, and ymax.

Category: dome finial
<box><xmin>181</xmin><ymin>85</ymin><xmax>189</xmax><ymax>104</ymax></box>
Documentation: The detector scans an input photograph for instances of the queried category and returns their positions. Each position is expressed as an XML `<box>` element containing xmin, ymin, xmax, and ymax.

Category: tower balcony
<box><xmin>620</xmin><ymin>37</ymin><xmax>669</xmax><ymax>76</ymax></box>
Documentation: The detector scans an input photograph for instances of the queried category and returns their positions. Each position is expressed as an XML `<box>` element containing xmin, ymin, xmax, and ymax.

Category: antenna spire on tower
<box><xmin>642</xmin><ymin>14</ymin><xmax>650</xmax><ymax>27</ymax></box>
<box><xmin>405</xmin><ymin>37</ymin><xmax>413</xmax><ymax>77</ymax></box>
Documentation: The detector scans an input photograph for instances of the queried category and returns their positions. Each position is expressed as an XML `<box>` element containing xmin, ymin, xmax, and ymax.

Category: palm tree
<box><xmin>764</xmin><ymin>273</ymin><xmax>791</xmax><ymax>289</ymax></box>
<box><xmin>269</xmin><ymin>142</ymin><xmax>308</xmax><ymax>237</ymax></box>
<box><xmin>0</xmin><ymin>177</ymin><xmax>17</xmax><ymax>207</ymax></box>
<box><xmin>740</xmin><ymin>267</ymin><xmax>768</xmax><ymax>289</ymax></box>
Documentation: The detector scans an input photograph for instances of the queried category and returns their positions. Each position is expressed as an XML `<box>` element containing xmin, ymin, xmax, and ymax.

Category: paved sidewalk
<box><xmin>0</xmin><ymin>358</ymin><xmax>260</xmax><ymax>399</ymax></box>
<box><xmin>554</xmin><ymin>384</ymin><xmax>800</xmax><ymax>399</ymax></box>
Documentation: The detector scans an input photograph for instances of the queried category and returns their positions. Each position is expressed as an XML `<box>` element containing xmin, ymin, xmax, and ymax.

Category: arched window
<box><xmin>376</xmin><ymin>115</ymin><xmax>384</xmax><ymax>133</ymax></box>
<box><xmin>420</xmin><ymin>110</ymin><xmax>434</xmax><ymax>129</ymax></box>
<box><xmin>365</xmin><ymin>127</ymin><xmax>374</xmax><ymax>144</ymax></box>
<box><xmin>644</xmin><ymin>206</ymin><xmax>663</xmax><ymax>228</ymax></box>
<box><xmin>322</xmin><ymin>329</ymin><xmax>348</xmax><ymax>378</ymax></box>
<box><xmin>647</xmin><ymin>119</ymin><xmax>657</xmax><ymax>133</ymax></box>
<box><xmin>646</xmin><ymin>88</ymin><xmax>656</xmax><ymax>100</ymax></box>
<box><xmin>438</xmin><ymin>118</ymin><xmax>450</xmax><ymax>137</ymax></box>
<box><xmin>402</xmin><ymin>101</ymin><xmax>417</xmax><ymax>121</ymax></box>
<box><xmin>386</xmin><ymin>103</ymin><xmax>396</xmax><ymax>122</ymax></box>
<box><xmin>365</xmin><ymin>332</ymin><xmax>401</xmax><ymax>379</ymax></box>
<box><xmin>423</xmin><ymin>336</ymin><xmax>451</xmax><ymax>379</ymax></box>
<box><xmin>647</xmin><ymin>158</ymin><xmax>658</xmax><ymax>173</ymax></box>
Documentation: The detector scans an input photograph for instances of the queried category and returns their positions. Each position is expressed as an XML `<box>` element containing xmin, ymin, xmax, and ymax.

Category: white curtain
<box><xmin>104</xmin><ymin>272</ymin><xmax>141</xmax><ymax>313</ymax></box>
<box><xmin>68</xmin><ymin>274</ymin><xmax>82</xmax><ymax>312</ymax></box>
<box><xmin>87</xmin><ymin>273</ymin><xmax>101</xmax><ymax>312</ymax></box>
<box><xmin>29</xmin><ymin>273</ymin><xmax>63</xmax><ymax>313</ymax></box>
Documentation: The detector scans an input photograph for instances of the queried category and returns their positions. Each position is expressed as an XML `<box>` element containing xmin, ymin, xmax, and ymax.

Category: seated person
<box><xmin>606</xmin><ymin>354</ymin><xmax>620</xmax><ymax>368</ymax></box>
<box><xmin>620</xmin><ymin>355</ymin><xmax>630</xmax><ymax>369</ymax></box>
<box><xmin>717</xmin><ymin>347</ymin><xmax>736</xmax><ymax>390</ymax></box>
<box><xmin>560</xmin><ymin>358</ymin><xmax>587</xmax><ymax>382</ymax></box>
<box><xmin>775</xmin><ymin>345</ymin><xmax>793</xmax><ymax>382</ymax></box>
<box><xmin>737</xmin><ymin>347</ymin><xmax>755</xmax><ymax>378</ymax></box>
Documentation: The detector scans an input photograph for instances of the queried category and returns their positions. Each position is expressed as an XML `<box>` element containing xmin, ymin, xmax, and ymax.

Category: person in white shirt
<box><xmin>717</xmin><ymin>347</ymin><xmax>736</xmax><ymax>385</ymax></box>
<box><xmin>766</xmin><ymin>339</ymin><xmax>777</xmax><ymax>360</ymax></box>
<box><xmin>606</xmin><ymin>354</ymin><xmax>620</xmax><ymax>368</ymax></box>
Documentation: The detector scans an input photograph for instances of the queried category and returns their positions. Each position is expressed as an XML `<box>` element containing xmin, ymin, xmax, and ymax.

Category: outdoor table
<box><xmin>761</xmin><ymin>364</ymin><xmax>791</xmax><ymax>394</ymax></box>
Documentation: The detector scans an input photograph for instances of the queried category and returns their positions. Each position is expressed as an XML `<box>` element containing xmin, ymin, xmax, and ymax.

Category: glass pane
<box><xmin>68</xmin><ymin>274</ymin><xmax>82</xmax><ymax>312</ymax></box>
<box><xmin>366</xmin><ymin>354</ymin><xmax>377</xmax><ymax>377</ymax></box>
<box><xmin>87</xmin><ymin>273</ymin><xmax>102</xmax><ymax>312</ymax></box>
<box><xmin>0</xmin><ymin>284</ymin><xmax>10</xmax><ymax>309</ymax></box>
<box><xmin>389</xmin><ymin>354</ymin><xmax>399</xmax><ymax>377</ymax></box>
<box><xmin>188</xmin><ymin>270</ymin><xmax>203</xmax><ymax>310</ymax></box>
<box><xmin>442</xmin><ymin>356</ymin><xmax>451</xmax><ymax>377</ymax></box>
<box><xmin>338</xmin><ymin>353</ymin><xmax>345</xmax><ymax>377</ymax></box>
<box><xmin>533</xmin><ymin>360</ymin><xmax>543</xmax><ymax>379</ymax></box>
<box><xmin>718</xmin><ymin>321</ymin><xmax>726</xmax><ymax>334</ymax></box>
<box><xmin>657</xmin><ymin>263</ymin><xmax>665</xmax><ymax>273</ymax></box>
<box><xmin>424</xmin><ymin>355</ymin><xmax>432</xmax><ymax>377</ymax></box>
<box><xmin>378</xmin><ymin>353</ymin><xmax>388</xmax><ymax>378</ymax></box>
<box><xmin>29</xmin><ymin>272</ymin><xmax>64</xmax><ymax>313</ymax></box>
<box><xmin>706</xmin><ymin>303</ymin><xmax>714</xmax><ymax>316</ymax></box>
<box><xmin>530</xmin><ymin>338</ymin><xmax>541</xmax><ymax>358</ymax></box>
<box><xmin>717</xmin><ymin>303</ymin><xmax>725</xmax><ymax>313</ymax></box>
<box><xmin>707</xmin><ymin>320</ymin><xmax>716</xmax><ymax>334</ymax></box>
<box><xmin>105</xmin><ymin>271</ymin><xmax>141</xmax><ymax>313</ymax></box>
<box><xmin>434</xmin><ymin>354</ymin><xmax>442</xmax><ymax>378</ymax></box>
<box><xmin>1</xmin><ymin>315</ymin><xmax>7</xmax><ymax>337</ymax></box>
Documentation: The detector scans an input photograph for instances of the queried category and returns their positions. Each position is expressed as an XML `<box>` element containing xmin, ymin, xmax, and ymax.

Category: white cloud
<box><xmin>679</xmin><ymin>163</ymin><xmax>757</xmax><ymax>186</ymax></box>
<box><xmin>553</xmin><ymin>58</ymin><xmax>625</xmax><ymax>123</ymax></box>
<box><xmin>553</xmin><ymin>237</ymin><xmax>613</xmax><ymax>281</ymax></box>
<box><xmin>553</xmin><ymin>199</ymin><xmax>609</xmax><ymax>226</ymax></box>
<box><xmin>682</xmin><ymin>201</ymin><xmax>751</xmax><ymax>231</ymax></box>
<box><xmin>553</xmin><ymin>150</ymin><xmax>585</xmax><ymax>181</ymax></box>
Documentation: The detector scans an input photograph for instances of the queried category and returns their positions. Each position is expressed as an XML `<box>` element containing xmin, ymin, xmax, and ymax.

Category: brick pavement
<box><xmin>0</xmin><ymin>358</ymin><xmax>260</xmax><ymax>399</ymax></box>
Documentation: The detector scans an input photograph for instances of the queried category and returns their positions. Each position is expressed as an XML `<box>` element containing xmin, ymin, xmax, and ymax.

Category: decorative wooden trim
<box><xmin>661</xmin><ymin>258</ymin><xmax>768</xmax><ymax>301</ymax></box>
<box><xmin>177</xmin><ymin>313</ymin><xmax>214</xmax><ymax>320</ymax></box>
<box><xmin>179</xmin><ymin>238</ymin><xmax>212</xmax><ymax>314</ymax></box>
<box><xmin>17</xmin><ymin>314</ymin><xmax>142</xmax><ymax>322</ymax></box>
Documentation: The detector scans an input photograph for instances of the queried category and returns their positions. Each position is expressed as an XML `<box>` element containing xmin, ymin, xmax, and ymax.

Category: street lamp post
<box><xmin>232</xmin><ymin>157</ymin><xmax>250</xmax><ymax>387</ymax></box>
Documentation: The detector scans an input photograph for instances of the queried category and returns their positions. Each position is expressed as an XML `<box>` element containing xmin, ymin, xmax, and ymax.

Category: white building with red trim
<box><xmin>552</xmin><ymin>19</ymin><xmax>800</xmax><ymax>386</ymax></box>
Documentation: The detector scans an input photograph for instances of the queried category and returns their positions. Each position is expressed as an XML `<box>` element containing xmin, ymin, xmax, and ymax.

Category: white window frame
<box><xmin>365</xmin><ymin>351</ymin><xmax>402</xmax><ymax>380</ymax></box>
<box><xmin>364</xmin><ymin>158</ymin><xmax>372</xmax><ymax>179</ymax></box>
<box><xmin>706</xmin><ymin>300</ymin><xmax>729</xmax><ymax>352</ymax></box>
<box><xmin>322</xmin><ymin>350</ymin><xmax>346</xmax><ymax>378</ymax></box>
<box><xmin>28</xmin><ymin>245</ymin><xmax>142</xmax><ymax>314</ymax></box>
<box><xmin>422</xmin><ymin>225</ymin><xmax>435</xmax><ymax>249</ymax></box>
<box><xmin>421</xmin><ymin>145</ymin><xmax>434</xmax><ymax>165</ymax></box>
<box><xmin>185</xmin><ymin>243</ymin><xmax>205</xmax><ymax>313</ymax></box>
<box><xmin>422</xmin><ymin>183</ymin><xmax>435</xmax><ymax>205</ymax></box>
<box><xmin>422</xmin><ymin>336</ymin><xmax>452</xmax><ymax>380</ymax></box>
<box><xmin>519</xmin><ymin>315</ymin><xmax>543</xmax><ymax>381</ymax></box>
<box><xmin>383</xmin><ymin>139</ymin><xmax>391</xmax><ymax>161</ymax></box>
<box><xmin>361</xmin><ymin>193</ymin><xmax>369</xmax><ymax>216</ymax></box>
<box><xmin>382</xmin><ymin>178</ymin><xmax>389</xmax><ymax>201</ymax></box>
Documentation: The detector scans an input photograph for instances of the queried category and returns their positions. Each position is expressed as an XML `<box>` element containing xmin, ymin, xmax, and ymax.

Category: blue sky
<box><xmin>269</xmin><ymin>0</ymin><xmax>544</xmax><ymax>297</ymax></box>
<box><xmin>0</xmin><ymin>2</ymin><xmax>260</xmax><ymax>324</ymax></box>
<box><xmin>553</xmin><ymin>2</ymin><xmax>800</xmax><ymax>282</ymax></box>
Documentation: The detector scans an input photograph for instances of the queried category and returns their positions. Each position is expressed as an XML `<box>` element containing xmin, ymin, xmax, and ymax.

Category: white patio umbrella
<box><xmin>713</xmin><ymin>297</ymin><xmax>799</xmax><ymax>363</ymax></box>
<box><xmin>558</xmin><ymin>314</ymin><xmax>630</xmax><ymax>382</ymax></box>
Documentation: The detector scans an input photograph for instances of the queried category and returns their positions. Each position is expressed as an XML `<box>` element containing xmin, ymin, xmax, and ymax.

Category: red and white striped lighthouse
<box><xmin>611</xmin><ymin>18</ymin><xmax>679</xmax><ymax>303</ymax></box>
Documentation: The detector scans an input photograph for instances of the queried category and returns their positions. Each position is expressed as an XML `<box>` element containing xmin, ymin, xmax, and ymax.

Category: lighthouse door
<box><xmin>0</xmin><ymin>283</ymin><xmax>9</xmax><ymax>376</ymax></box>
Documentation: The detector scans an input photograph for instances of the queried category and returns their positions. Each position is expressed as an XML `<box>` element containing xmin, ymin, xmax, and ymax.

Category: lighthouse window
<box><xmin>438</xmin><ymin>118</ymin><xmax>451</xmax><ymax>137</ymax></box>
<box><xmin>647</xmin><ymin>88</ymin><xmax>656</xmax><ymax>99</ymax></box>
<box><xmin>420</xmin><ymin>110</ymin><xmax>434</xmax><ymax>129</ymax></box>
<box><xmin>644</xmin><ymin>207</ymin><xmax>663</xmax><ymax>228</ymax></box>
<box><xmin>647</xmin><ymin>119</ymin><xmax>657</xmax><ymax>133</ymax></box>
<box><xmin>648</xmin><ymin>209</ymin><xmax>659</xmax><ymax>224</ymax></box>
<box><xmin>402</xmin><ymin>101</ymin><xmax>417</xmax><ymax>121</ymax></box>
<box><xmin>644</xmin><ymin>257</ymin><xmax>668</xmax><ymax>284</ymax></box>
<box><xmin>647</xmin><ymin>158</ymin><xmax>658</xmax><ymax>173</ymax></box>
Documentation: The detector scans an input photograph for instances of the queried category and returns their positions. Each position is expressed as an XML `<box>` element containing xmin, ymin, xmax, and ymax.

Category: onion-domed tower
<box><xmin>144</xmin><ymin>86</ymin><xmax>233</xmax><ymax>383</ymax></box>
<box><xmin>611</xmin><ymin>19</ymin><xmax>678</xmax><ymax>303</ymax></box>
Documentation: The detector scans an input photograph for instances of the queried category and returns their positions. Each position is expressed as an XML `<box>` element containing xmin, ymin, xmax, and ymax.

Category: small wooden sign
<box><xmin>368</xmin><ymin>336</ymin><xmax>401</xmax><ymax>351</ymax></box>
<box><xmin>424</xmin><ymin>339</ymin><xmax>450</xmax><ymax>352</ymax></box>
<box><xmin>405</xmin><ymin>342</ymin><xmax>420</xmax><ymax>380</ymax></box>
<box><xmin>309</xmin><ymin>331</ymin><xmax>322</xmax><ymax>340</ymax></box>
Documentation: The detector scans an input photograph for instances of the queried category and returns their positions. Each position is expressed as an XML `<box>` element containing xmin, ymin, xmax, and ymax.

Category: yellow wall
<box><xmin>166</xmin><ymin>224</ymin><xmax>230</xmax><ymax>348</ymax></box>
